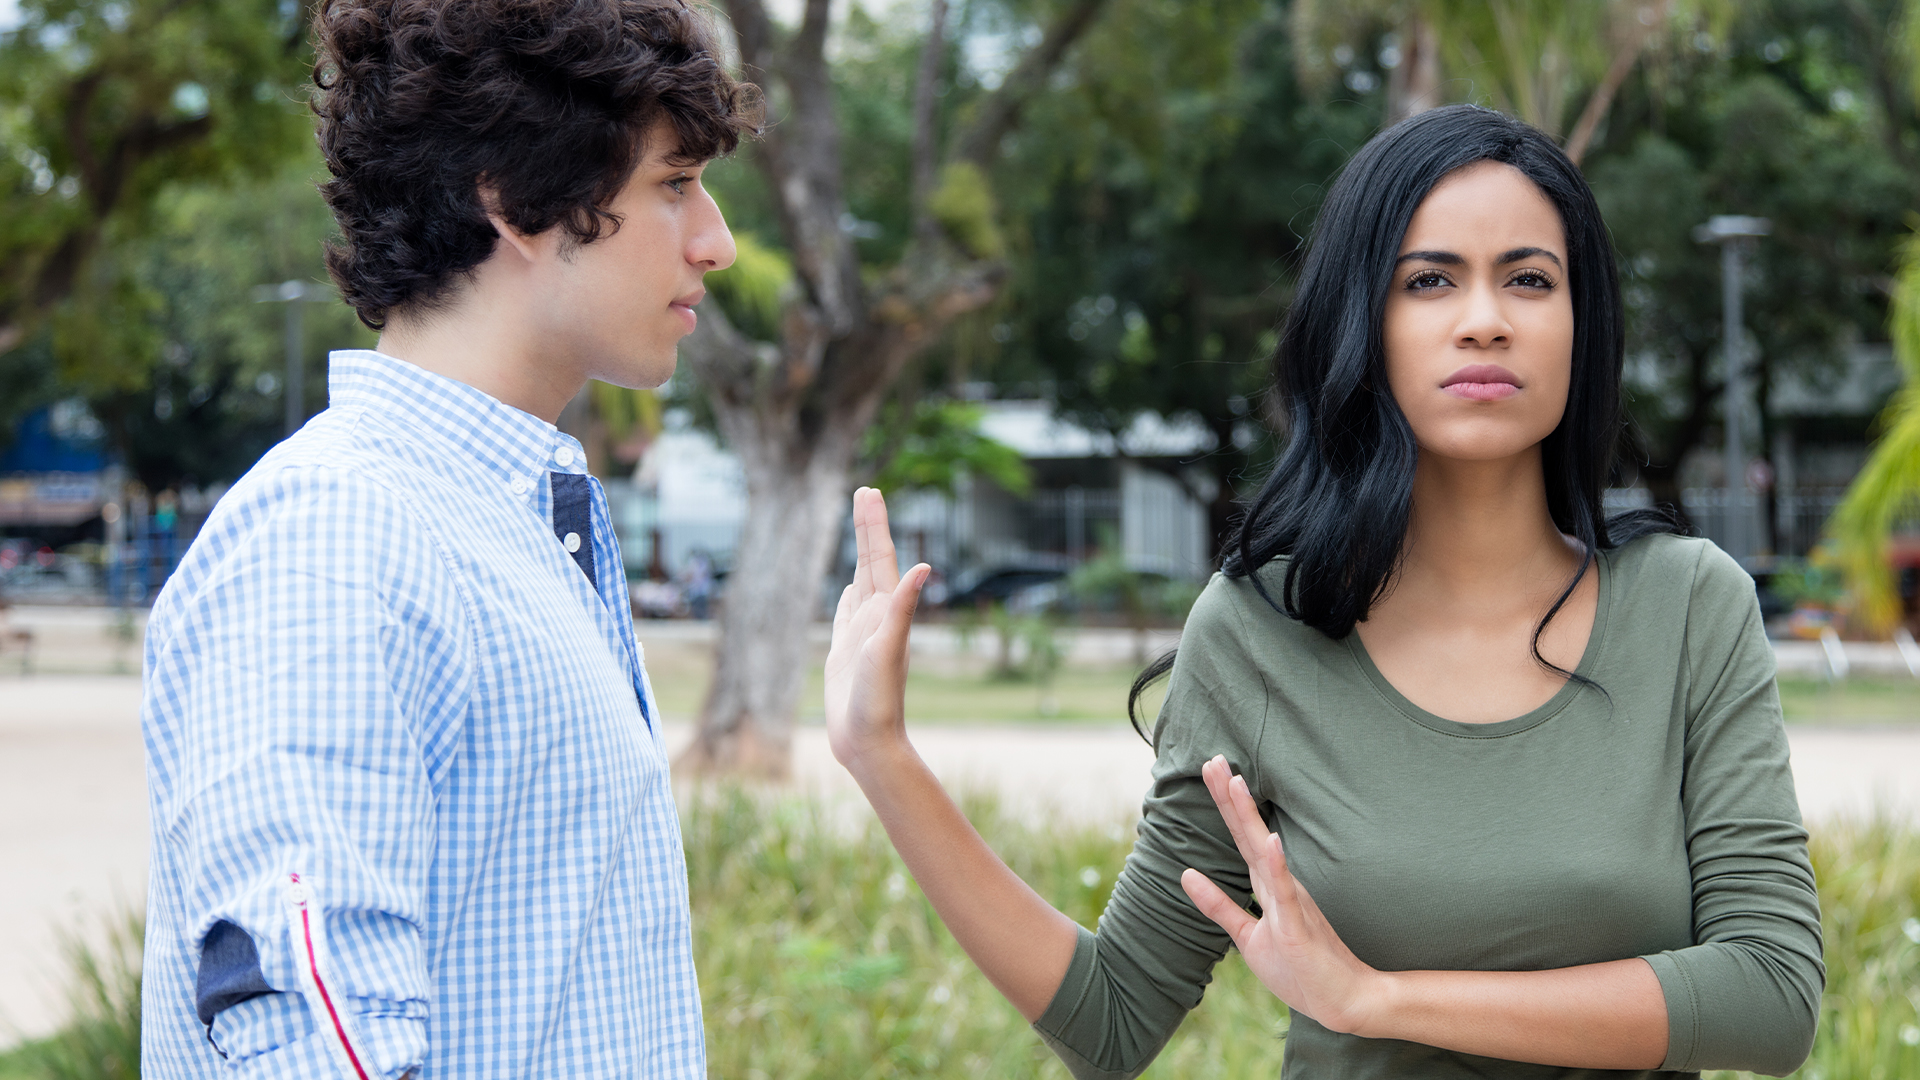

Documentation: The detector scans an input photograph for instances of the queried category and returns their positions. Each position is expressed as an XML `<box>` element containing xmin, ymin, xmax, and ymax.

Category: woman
<box><xmin>824</xmin><ymin>105</ymin><xmax>1822</xmax><ymax>1078</ymax></box>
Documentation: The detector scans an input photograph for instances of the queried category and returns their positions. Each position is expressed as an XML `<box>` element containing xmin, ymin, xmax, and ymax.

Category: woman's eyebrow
<box><xmin>1395</xmin><ymin>250</ymin><xmax>1464</xmax><ymax>265</ymax></box>
<box><xmin>1497</xmin><ymin>246</ymin><xmax>1563</xmax><ymax>268</ymax></box>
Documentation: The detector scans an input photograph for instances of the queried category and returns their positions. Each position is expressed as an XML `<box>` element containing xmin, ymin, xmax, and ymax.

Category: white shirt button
<box><xmin>563</xmin><ymin>531</ymin><xmax>582</xmax><ymax>553</ymax></box>
<box><xmin>510</xmin><ymin>475</ymin><xmax>531</xmax><ymax>495</ymax></box>
<box><xmin>554</xmin><ymin>446</ymin><xmax>576</xmax><ymax>468</ymax></box>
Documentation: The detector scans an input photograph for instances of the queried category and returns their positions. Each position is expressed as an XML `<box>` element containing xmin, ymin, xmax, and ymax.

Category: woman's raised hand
<box><xmin>1181</xmin><ymin>755</ymin><xmax>1386</xmax><ymax>1037</ymax></box>
<box><xmin>824</xmin><ymin>487</ymin><xmax>931</xmax><ymax>770</ymax></box>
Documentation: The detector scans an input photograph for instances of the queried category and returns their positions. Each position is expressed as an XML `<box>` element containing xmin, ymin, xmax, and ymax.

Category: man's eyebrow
<box><xmin>1497</xmin><ymin>246</ymin><xmax>1563</xmax><ymax>268</ymax></box>
<box><xmin>1395</xmin><ymin>250</ymin><xmax>1464</xmax><ymax>265</ymax></box>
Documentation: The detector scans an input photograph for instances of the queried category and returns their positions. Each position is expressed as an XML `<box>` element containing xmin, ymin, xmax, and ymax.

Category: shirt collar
<box><xmin>326</xmin><ymin>350</ymin><xmax>590</xmax><ymax>499</ymax></box>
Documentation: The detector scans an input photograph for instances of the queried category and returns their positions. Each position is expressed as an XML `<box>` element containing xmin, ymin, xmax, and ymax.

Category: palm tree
<box><xmin>1289</xmin><ymin>0</ymin><xmax>1696</xmax><ymax>164</ymax></box>
<box><xmin>1826</xmin><ymin>1</ymin><xmax>1920</xmax><ymax>637</ymax></box>
<box><xmin>1828</xmin><ymin>229</ymin><xmax>1920</xmax><ymax>635</ymax></box>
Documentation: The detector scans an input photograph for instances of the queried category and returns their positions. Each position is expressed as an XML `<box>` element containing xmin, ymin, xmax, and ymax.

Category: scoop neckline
<box><xmin>1343</xmin><ymin>549</ymin><xmax>1613</xmax><ymax>739</ymax></box>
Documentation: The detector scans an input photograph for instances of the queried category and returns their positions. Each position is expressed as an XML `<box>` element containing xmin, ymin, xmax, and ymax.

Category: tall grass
<box><xmin>7</xmin><ymin>799</ymin><xmax>1919</xmax><ymax>1078</ymax></box>
<box><xmin>683</xmin><ymin>787</ymin><xmax>1281</xmax><ymax>1079</ymax></box>
<box><xmin>0</xmin><ymin>914</ymin><xmax>141</xmax><ymax>1080</ymax></box>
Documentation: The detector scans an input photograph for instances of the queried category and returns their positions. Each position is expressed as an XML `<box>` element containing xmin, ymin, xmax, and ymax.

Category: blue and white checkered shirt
<box><xmin>141</xmin><ymin>350</ymin><xmax>703</xmax><ymax>1078</ymax></box>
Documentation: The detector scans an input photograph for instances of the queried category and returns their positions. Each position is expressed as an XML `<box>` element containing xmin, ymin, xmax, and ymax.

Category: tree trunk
<box><xmin>1387</xmin><ymin>14</ymin><xmax>1442</xmax><ymax>125</ymax></box>
<box><xmin>676</xmin><ymin>413</ymin><xmax>853</xmax><ymax>777</ymax></box>
<box><xmin>674</xmin><ymin>0</ymin><xmax>1110</xmax><ymax>777</ymax></box>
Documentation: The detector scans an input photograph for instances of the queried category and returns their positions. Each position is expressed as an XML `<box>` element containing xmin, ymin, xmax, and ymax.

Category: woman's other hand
<box><xmin>1182</xmin><ymin>755</ymin><xmax>1386</xmax><ymax>1036</ymax></box>
<box><xmin>824</xmin><ymin>486</ymin><xmax>931</xmax><ymax>772</ymax></box>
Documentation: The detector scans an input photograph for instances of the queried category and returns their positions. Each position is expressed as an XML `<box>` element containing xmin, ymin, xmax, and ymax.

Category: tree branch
<box><xmin>794</xmin><ymin>0</ymin><xmax>833</xmax><ymax>65</ymax></box>
<box><xmin>1564</xmin><ymin>0</ymin><xmax>1665</xmax><ymax>167</ymax></box>
<box><xmin>956</xmin><ymin>0</ymin><xmax>1111</xmax><ymax>167</ymax></box>
<box><xmin>909</xmin><ymin>0</ymin><xmax>950</xmax><ymax>242</ymax></box>
<box><xmin>724</xmin><ymin>0</ymin><xmax>777</xmax><ymax>80</ymax></box>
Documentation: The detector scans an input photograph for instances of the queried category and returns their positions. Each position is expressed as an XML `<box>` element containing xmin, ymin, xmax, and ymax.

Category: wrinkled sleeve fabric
<box><xmin>144</xmin><ymin>464</ymin><xmax>473</xmax><ymax>1078</ymax></box>
<box><xmin>1033</xmin><ymin>576</ymin><xmax>1268</xmax><ymax>1080</ymax></box>
<box><xmin>1641</xmin><ymin>544</ymin><xmax>1824</xmax><ymax>1076</ymax></box>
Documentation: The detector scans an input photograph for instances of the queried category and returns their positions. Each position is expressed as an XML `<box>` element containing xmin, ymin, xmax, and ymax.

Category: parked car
<box><xmin>943</xmin><ymin>562</ymin><xmax>1070</xmax><ymax>611</ymax></box>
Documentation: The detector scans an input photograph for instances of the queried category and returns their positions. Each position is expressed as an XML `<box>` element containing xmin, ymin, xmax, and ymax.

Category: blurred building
<box><xmin>616</xmin><ymin>400</ymin><xmax>1217</xmax><ymax>599</ymax></box>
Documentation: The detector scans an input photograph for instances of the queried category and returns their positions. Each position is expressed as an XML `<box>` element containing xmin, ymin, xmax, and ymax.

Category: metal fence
<box><xmin>1602</xmin><ymin>486</ymin><xmax>1850</xmax><ymax>558</ymax></box>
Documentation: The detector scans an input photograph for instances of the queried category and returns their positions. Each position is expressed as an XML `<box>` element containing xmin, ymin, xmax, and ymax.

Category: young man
<box><xmin>140</xmin><ymin>2</ymin><xmax>754</xmax><ymax>1076</ymax></box>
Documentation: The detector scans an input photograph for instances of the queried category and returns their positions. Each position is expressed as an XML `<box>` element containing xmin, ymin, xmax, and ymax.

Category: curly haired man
<box><xmin>139</xmin><ymin>2</ymin><xmax>756</xmax><ymax>1076</ymax></box>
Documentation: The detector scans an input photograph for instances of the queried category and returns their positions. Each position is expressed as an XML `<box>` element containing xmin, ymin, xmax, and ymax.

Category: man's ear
<box><xmin>477</xmin><ymin>182</ymin><xmax>545</xmax><ymax>265</ymax></box>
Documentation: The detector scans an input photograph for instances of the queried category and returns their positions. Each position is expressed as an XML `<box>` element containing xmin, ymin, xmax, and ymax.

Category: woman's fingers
<box><xmin>1181</xmin><ymin>868</ymin><xmax>1256</xmax><ymax>949</ymax></box>
<box><xmin>868</xmin><ymin>563</ymin><xmax>930</xmax><ymax>661</ymax></box>
<box><xmin>1201</xmin><ymin>757</ymin><xmax>1276</xmax><ymax>887</ymax></box>
<box><xmin>853</xmin><ymin>487</ymin><xmax>902</xmax><ymax>597</ymax></box>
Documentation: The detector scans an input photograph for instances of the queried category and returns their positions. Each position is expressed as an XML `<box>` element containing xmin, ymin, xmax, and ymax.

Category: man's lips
<box><xmin>670</xmin><ymin>288</ymin><xmax>705</xmax><ymax>331</ymax></box>
<box><xmin>1441</xmin><ymin>363</ymin><xmax>1522</xmax><ymax>401</ymax></box>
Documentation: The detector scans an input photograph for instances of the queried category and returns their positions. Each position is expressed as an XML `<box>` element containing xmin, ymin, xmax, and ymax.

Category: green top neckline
<box><xmin>1342</xmin><ymin>547</ymin><xmax>1614</xmax><ymax>739</ymax></box>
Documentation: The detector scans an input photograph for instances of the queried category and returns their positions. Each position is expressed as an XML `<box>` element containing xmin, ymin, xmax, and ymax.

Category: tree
<box><xmin>1828</xmin><ymin>0</ymin><xmax>1920</xmax><ymax>635</ymax></box>
<box><xmin>1829</xmin><ymin>227</ymin><xmax>1920</xmax><ymax>634</ymax></box>
<box><xmin>988</xmin><ymin>4</ymin><xmax>1379</xmax><ymax>562</ymax></box>
<box><xmin>1290</xmin><ymin>0</ymin><xmax>1700</xmax><ymax>161</ymax></box>
<box><xmin>674</xmin><ymin>0</ymin><xmax>1120</xmax><ymax>776</ymax></box>
<box><xmin>0</xmin><ymin>0</ymin><xmax>313</xmax><ymax>369</ymax></box>
<box><xmin>1587</xmin><ymin>2</ymin><xmax>1915</xmax><ymax>521</ymax></box>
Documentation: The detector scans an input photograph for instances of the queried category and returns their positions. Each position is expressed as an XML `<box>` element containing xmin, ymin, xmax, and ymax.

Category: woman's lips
<box><xmin>1441</xmin><ymin>363</ymin><xmax>1521</xmax><ymax>402</ymax></box>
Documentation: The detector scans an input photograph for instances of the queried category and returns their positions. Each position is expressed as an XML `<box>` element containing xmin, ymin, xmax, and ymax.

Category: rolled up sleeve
<box><xmin>1644</xmin><ymin>545</ymin><xmax>1824</xmax><ymax>1076</ymax></box>
<box><xmin>1034</xmin><ymin>577</ymin><xmax>1264</xmax><ymax>1079</ymax></box>
<box><xmin>146</xmin><ymin>466</ymin><xmax>472</xmax><ymax>1078</ymax></box>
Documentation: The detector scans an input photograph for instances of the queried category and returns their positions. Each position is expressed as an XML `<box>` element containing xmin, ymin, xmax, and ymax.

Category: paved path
<box><xmin>2</xmin><ymin>674</ymin><xmax>1917</xmax><ymax>1046</ymax></box>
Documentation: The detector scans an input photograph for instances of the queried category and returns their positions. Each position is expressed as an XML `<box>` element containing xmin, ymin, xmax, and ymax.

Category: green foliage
<box><xmin>1066</xmin><ymin>528</ymin><xmax>1204</xmax><ymax>626</ymax></box>
<box><xmin>684</xmin><ymin>785</ymin><xmax>1284</xmax><ymax>1079</ymax></box>
<box><xmin>80</xmin><ymin>153</ymin><xmax>375</xmax><ymax>490</ymax></box>
<box><xmin>706</xmin><ymin>229</ymin><xmax>794</xmax><ymax>344</ymax></box>
<box><xmin>1769</xmin><ymin>552</ymin><xmax>1848</xmax><ymax>609</ymax></box>
<box><xmin>865</xmin><ymin>398</ymin><xmax>1032</xmax><ymax>499</ymax></box>
<box><xmin>591</xmin><ymin>382</ymin><xmax>664</xmax><ymax>445</ymax></box>
<box><xmin>7</xmin><ymin>912</ymin><xmax>142</xmax><ymax>1080</ymax></box>
<box><xmin>987</xmin><ymin>5</ymin><xmax>1381</xmax><ymax>553</ymax></box>
<box><xmin>0</xmin><ymin>0</ymin><xmax>313</xmax><ymax>349</ymax></box>
<box><xmin>929</xmin><ymin>162</ymin><xmax>1005</xmax><ymax>260</ymax></box>
<box><xmin>1828</xmin><ymin>224</ymin><xmax>1920</xmax><ymax>634</ymax></box>
<box><xmin>18</xmin><ymin>807</ymin><xmax>1920</xmax><ymax>1078</ymax></box>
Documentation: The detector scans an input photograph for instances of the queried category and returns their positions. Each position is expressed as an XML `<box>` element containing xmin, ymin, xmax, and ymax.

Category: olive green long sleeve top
<box><xmin>1034</xmin><ymin>535</ymin><xmax>1824</xmax><ymax>1079</ymax></box>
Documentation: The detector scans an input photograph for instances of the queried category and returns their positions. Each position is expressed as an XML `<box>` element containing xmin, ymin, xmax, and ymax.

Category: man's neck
<box><xmin>375</xmin><ymin>296</ymin><xmax>583</xmax><ymax>425</ymax></box>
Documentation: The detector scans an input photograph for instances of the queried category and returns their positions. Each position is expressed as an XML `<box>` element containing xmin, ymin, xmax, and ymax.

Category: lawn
<box><xmin>8</xmin><ymin>793</ymin><xmax>1919</xmax><ymax>1079</ymax></box>
<box><xmin>640</xmin><ymin>636</ymin><xmax>1918</xmax><ymax>728</ymax></box>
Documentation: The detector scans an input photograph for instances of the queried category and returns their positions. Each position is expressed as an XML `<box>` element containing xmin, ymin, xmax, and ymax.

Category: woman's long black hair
<box><xmin>1128</xmin><ymin>104</ymin><xmax>1679</xmax><ymax>742</ymax></box>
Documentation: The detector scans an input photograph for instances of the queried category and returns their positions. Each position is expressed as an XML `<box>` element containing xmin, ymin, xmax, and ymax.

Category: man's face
<box><xmin>536</xmin><ymin>125</ymin><xmax>737</xmax><ymax>390</ymax></box>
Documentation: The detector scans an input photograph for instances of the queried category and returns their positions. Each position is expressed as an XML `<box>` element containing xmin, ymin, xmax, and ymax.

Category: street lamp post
<box><xmin>1692</xmin><ymin>215</ymin><xmax>1770</xmax><ymax>564</ymax></box>
<box><xmin>252</xmin><ymin>279</ymin><xmax>327</xmax><ymax>437</ymax></box>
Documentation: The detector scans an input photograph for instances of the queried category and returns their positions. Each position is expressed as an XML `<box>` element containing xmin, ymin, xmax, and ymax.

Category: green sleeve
<box><xmin>1643</xmin><ymin>544</ymin><xmax>1824</xmax><ymax>1076</ymax></box>
<box><xmin>1032</xmin><ymin>575</ymin><xmax>1273</xmax><ymax>1080</ymax></box>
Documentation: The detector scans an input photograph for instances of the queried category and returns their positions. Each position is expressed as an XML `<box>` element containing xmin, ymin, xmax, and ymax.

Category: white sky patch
<box><xmin>0</xmin><ymin>0</ymin><xmax>23</xmax><ymax>33</ymax></box>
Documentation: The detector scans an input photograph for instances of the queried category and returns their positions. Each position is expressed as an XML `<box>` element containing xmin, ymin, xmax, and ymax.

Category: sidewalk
<box><xmin>2</xmin><ymin>673</ymin><xmax>1917</xmax><ymax>1046</ymax></box>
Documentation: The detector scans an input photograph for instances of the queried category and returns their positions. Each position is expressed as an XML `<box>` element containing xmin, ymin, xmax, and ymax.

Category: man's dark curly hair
<box><xmin>312</xmin><ymin>0</ymin><xmax>760</xmax><ymax>329</ymax></box>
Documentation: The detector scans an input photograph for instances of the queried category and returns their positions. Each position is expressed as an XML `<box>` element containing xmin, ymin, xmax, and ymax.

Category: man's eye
<box><xmin>666</xmin><ymin>175</ymin><xmax>691</xmax><ymax>195</ymax></box>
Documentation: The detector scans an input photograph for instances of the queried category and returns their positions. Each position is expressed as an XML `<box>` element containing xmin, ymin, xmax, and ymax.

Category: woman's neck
<box><xmin>1394</xmin><ymin>447</ymin><xmax>1584</xmax><ymax>608</ymax></box>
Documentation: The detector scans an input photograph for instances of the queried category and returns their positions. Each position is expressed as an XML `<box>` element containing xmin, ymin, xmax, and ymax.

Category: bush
<box><xmin>12</xmin><ymin>803</ymin><xmax>1920</xmax><ymax>1078</ymax></box>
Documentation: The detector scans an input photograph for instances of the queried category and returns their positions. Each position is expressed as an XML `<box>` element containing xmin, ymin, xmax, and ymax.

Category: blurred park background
<box><xmin>4</xmin><ymin>0</ymin><xmax>1920</xmax><ymax>1076</ymax></box>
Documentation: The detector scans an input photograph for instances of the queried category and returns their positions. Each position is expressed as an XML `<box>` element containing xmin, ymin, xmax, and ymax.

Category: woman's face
<box><xmin>1382</xmin><ymin>161</ymin><xmax>1574</xmax><ymax>465</ymax></box>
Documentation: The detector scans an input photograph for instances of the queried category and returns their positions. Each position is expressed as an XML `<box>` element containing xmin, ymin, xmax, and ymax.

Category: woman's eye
<box><xmin>1510</xmin><ymin>270</ymin><xmax>1555</xmax><ymax>290</ymax></box>
<box><xmin>1406</xmin><ymin>270</ymin><xmax>1451</xmax><ymax>291</ymax></box>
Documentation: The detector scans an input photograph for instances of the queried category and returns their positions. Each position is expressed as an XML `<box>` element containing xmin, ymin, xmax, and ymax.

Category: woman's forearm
<box><xmin>845</xmin><ymin>739</ymin><xmax>1081</xmax><ymax>1021</ymax></box>
<box><xmin>1356</xmin><ymin>957</ymin><xmax>1668</xmax><ymax>1068</ymax></box>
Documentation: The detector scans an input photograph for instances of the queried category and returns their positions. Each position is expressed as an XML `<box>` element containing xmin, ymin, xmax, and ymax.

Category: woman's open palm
<box><xmin>823</xmin><ymin>487</ymin><xmax>929</xmax><ymax>768</ymax></box>
<box><xmin>1182</xmin><ymin>756</ymin><xmax>1384</xmax><ymax>1037</ymax></box>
